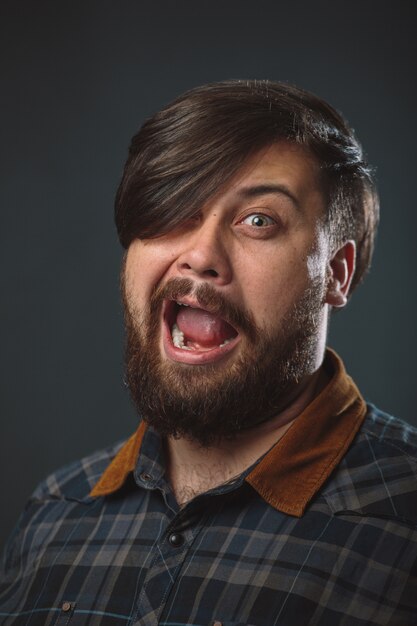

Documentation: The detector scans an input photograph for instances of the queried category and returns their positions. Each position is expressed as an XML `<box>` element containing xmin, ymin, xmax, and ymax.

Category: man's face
<box><xmin>123</xmin><ymin>142</ymin><xmax>333</xmax><ymax>445</ymax></box>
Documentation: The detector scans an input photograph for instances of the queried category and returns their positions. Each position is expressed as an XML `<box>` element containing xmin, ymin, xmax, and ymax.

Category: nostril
<box><xmin>180</xmin><ymin>262</ymin><xmax>218</xmax><ymax>278</ymax></box>
<box><xmin>178</xmin><ymin>256</ymin><xmax>224</xmax><ymax>280</ymax></box>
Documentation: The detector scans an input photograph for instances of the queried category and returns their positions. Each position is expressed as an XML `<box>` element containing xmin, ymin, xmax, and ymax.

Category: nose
<box><xmin>176</xmin><ymin>215</ymin><xmax>233</xmax><ymax>285</ymax></box>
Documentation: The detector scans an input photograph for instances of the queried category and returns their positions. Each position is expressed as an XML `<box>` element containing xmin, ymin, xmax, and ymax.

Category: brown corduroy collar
<box><xmin>90</xmin><ymin>349</ymin><xmax>367</xmax><ymax>517</ymax></box>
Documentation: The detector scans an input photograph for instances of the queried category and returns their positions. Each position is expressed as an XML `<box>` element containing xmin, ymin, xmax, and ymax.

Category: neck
<box><xmin>166</xmin><ymin>364</ymin><xmax>329</xmax><ymax>506</ymax></box>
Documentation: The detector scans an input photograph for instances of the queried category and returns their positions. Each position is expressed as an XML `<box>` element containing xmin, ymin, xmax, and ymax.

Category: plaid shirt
<box><xmin>1</xmin><ymin>351</ymin><xmax>416</xmax><ymax>625</ymax></box>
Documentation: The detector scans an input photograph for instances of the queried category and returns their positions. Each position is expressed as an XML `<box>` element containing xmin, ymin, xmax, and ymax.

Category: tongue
<box><xmin>176</xmin><ymin>307</ymin><xmax>237</xmax><ymax>347</ymax></box>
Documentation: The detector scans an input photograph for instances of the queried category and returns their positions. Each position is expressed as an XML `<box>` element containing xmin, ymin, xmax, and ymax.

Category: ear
<box><xmin>325</xmin><ymin>240</ymin><xmax>356</xmax><ymax>308</ymax></box>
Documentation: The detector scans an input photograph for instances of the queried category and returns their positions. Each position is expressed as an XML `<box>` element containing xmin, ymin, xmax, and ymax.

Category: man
<box><xmin>1</xmin><ymin>80</ymin><xmax>416</xmax><ymax>625</ymax></box>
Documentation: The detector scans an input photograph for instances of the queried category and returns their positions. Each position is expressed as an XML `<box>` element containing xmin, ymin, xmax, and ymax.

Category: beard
<box><xmin>123</xmin><ymin>275</ymin><xmax>326</xmax><ymax>447</ymax></box>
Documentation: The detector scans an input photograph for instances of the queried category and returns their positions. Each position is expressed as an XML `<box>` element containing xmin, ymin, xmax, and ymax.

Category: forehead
<box><xmin>221</xmin><ymin>142</ymin><xmax>324</xmax><ymax>209</ymax></box>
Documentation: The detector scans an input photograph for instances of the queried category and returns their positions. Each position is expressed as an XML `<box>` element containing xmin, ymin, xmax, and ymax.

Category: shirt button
<box><xmin>168</xmin><ymin>532</ymin><xmax>184</xmax><ymax>547</ymax></box>
<box><xmin>140</xmin><ymin>472</ymin><xmax>152</xmax><ymax>482</ymax></box>
<box><xmin>61</xmin><ymin>602</ymin><xmax>72</xmax><ymax>612</ymax></box>
<box><xmin>213</xmin><ymin>621</ymin><xmax>223</xmax><ymax>626</ymax></box>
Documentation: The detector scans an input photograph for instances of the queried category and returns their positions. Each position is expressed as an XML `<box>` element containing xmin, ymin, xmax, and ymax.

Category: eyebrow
<box><xmin>236</xmin><ymin>184</ymin><xmax>300</xmax><ymax>211</ymax></box>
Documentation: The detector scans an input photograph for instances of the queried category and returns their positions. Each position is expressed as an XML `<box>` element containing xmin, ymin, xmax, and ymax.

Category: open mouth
<box><xmin>162</xmin><ymin>297</ymin><xmax>240</xmax><ymax>364</ymax></box>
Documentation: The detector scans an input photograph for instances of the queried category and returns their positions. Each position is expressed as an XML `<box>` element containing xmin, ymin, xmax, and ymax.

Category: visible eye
<box><xmin>241</xmin><ymin>213</ymin><xmax>276</xmax><ymax>227</ymax></box>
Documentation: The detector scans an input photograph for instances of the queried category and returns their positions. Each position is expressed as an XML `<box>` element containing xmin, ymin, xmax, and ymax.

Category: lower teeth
<box><xmin>171</xmin><ymin>323</ymin><xmax>189</xmax><ymax>349</ymax></box>
<box><xmin>171</xmin><ymin>323</ymin><xmax>232</xmax><ymax>350</ymax></box>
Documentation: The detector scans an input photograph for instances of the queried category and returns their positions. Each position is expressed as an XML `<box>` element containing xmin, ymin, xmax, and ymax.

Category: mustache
<box><xmin>150</xmin><ymin>278</ymin><xmax>258</xmax><ymax>342</ymax></box>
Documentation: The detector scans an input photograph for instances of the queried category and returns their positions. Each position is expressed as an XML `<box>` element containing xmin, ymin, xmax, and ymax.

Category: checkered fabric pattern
<box><xmin>1</xmin><ymin>404</ymin><xmax>416</xmax><ymax>626</ymax></box>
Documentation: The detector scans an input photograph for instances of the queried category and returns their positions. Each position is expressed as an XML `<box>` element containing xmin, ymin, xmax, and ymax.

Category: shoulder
<box><xmin>322</xmin><ymin>404</ymin><xmax>417</xmax><ymax>525</ymax></box>
<box><xmin>362</xmin><ymin>403</ymin><xmax>417</xmax><ymax>454</ymax></box>
<box><xmin>0</xmin><ymin>439</ymin><xmax>129</xmax><ymax>577</ymax></box>
<box><xmin>31</xmin><ymin>438</ymin><xmax>128</xmax><ymax>503</ymax></box>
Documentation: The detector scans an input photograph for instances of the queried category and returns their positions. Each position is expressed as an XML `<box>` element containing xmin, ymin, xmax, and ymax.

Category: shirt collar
<box><xmin>90</xmin><ymin>348</ymin><xmax>367</xmax><ymax>517</ymax></box>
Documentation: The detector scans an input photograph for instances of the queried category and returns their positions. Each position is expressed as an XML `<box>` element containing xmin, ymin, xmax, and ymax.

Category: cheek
<box><xmin>124</xmin><ymin>250</ymin><xmax>152</xmax><ymax>311</ymax></box>
<box><xmin>125</xmin><ymin>242</ymin><xmax>176</xmax><ymax>306</ymax></box>
<box><xmin>241</xmin><ymin>246</ymin><xmax>324</xmax><ymax>327</ymax></box>
<box><xmin>306</xmin><ymin>227</ymin><xmax>330</xmax><ymax>281</ymax></box>
<box><xmin>240</xmin><ymin>263</ymin><xmax>303</xmax><ymax>325</ymax></box>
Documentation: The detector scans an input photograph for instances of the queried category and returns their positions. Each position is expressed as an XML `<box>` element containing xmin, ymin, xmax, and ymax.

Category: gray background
<box><xmin>1</xmin><ymin>0</ymin><xmax>416</xmax><ymax>550</ymax></box>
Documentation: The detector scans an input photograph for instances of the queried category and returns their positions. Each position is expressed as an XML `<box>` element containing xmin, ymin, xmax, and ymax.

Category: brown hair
<box><xmin>115</xmin><ymin>80</ymin><xmax>379</xmax><ymax>295</ymax></box>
